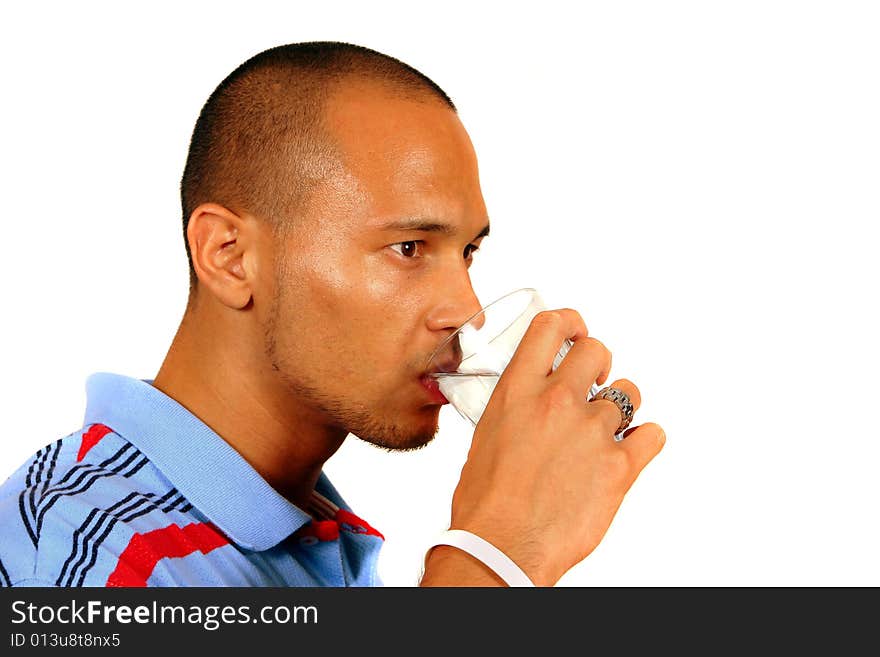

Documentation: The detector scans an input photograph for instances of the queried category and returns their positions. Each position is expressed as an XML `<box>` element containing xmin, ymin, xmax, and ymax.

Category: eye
<box><xmin>389</xmin><ymin>241</ymin><xmax>423</xmax><ymax>258</ymax></box>
<box><xmin>463</xmin><ymin>243</ymin><xmax>480</xmax><ymax>260</ymax></box>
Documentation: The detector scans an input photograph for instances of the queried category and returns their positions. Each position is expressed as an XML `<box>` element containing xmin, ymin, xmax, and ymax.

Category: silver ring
<box><xmin>589</xmin><ymin>386</ymin><xmax>634</xmax><ymax>434</ymax></box>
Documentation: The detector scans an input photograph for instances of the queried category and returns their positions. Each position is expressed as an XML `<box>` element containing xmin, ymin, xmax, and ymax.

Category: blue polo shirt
<box><xmin>0</xmin><ymin>373</ymin><xmax>384</xmax><ymax>587</ymax></box>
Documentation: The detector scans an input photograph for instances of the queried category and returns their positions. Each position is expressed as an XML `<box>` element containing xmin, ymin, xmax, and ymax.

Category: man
<box><xmin>0</xmin><ymin>41</ymin><xmax>664</xmax><ymax>587</ymax></box>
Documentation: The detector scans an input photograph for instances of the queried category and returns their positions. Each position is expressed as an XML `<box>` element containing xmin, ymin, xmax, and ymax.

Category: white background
<box><xmin>1</xmin><ymin>1</ymin><xmax>878</xmax><ymax>587</ymax></box>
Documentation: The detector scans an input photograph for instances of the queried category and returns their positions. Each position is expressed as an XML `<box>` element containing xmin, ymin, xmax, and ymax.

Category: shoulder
<box><xmin>0</xmin><ymin>423</ymin><xmax>189</xmax><ymax>587</ymax></box>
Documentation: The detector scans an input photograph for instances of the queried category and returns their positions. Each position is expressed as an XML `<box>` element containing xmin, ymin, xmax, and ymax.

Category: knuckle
<box><xmin>560</xmin><ymin>308</ymin><xmax>587</xmax><ymax>333</ymax></box>
<box><xmin>531</xmin><ymin>310</ymin><xmax>563</xmax><ymax>330</ymax></box>
<box><xmin>577</xmin><ymin>335</ymin><xmax>608</xmax><ymax>354</ymax></box>
<box><xmin>543</xmin><ymin>381</ymin><xmax>581</xmax><ymax>411</ymax></box>
<box><xmin>489</xmin><ymin>377</ymin><xmax>517</xmax><ymax>408</ymax></box>
<box><xmin>576</xmin><ymin>336</ymin><xmax>610</xmax><ymax>362</ymax></box>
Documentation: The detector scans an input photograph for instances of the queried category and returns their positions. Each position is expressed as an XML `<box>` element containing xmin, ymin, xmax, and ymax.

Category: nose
<box><xmin>425</xmin><ymin>272</ymin><xmax>484</xmax><ymax>335</ymax></box>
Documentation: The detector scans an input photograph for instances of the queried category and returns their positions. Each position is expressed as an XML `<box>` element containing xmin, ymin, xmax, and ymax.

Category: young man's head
<box><xmin>179</xmin><ymin>42</ymin><xmax>489</xmax><ymax>451</ymax></box>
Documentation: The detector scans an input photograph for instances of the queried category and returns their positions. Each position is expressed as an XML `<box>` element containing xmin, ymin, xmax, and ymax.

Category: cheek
<box><xmin>274</xmin><ymin>222</ymin><xmax>442</xmax><ymax>384</ymax></box>
<box><xmin>280</xmin><ymin>247</ymin><xmax>409</xmax><ymax>375</ymax></box>
<box><xmin>303</xmin><ymin>236</ymin><xmax>427</xmax><ymax>326</ymax></box>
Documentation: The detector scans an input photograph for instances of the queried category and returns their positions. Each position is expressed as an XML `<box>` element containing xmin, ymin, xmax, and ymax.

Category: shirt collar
<box><xmin>82</xmin><ymin>372</ymin><xmax>346</xmax><ymax>551</ymax></box>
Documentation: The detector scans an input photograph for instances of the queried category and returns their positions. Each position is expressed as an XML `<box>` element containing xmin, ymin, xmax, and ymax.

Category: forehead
<box><xmin>322</xmin><ymin>78</ymin><xmax>471</xmax><ymax>162</ymax></box>
<box><xmin>309</xmin><ymin>81</ymin><xmax>487</xmax><ymax>233</ymax></box>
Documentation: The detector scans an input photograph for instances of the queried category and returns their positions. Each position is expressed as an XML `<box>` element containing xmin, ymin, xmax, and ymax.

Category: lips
<box><xmin>419</xmin><ymin>338</ymin><xmax>464</xmax><ymax>405</ymax></box>
<box><xmin>419</xmin><ymin>374</ymin><xmax>449</xmax><ymax>405</ymax></box>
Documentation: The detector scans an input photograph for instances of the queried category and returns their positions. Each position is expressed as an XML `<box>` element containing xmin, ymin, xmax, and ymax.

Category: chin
<box><xmin>356</xmin><ymin>407</ymin><xmax>440</xmax><ymax>452</ymax></box>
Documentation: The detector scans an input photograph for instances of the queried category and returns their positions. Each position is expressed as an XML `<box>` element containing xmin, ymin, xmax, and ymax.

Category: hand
<box><xmin>444</xmin><ymin>308</ymin><xmax>665</xmax><ymax>586</ymax></box>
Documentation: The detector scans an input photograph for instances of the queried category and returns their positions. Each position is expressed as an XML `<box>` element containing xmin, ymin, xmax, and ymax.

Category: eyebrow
<box><xmin>379</xmin><ymin>218</ymin><xmax>491</xmax><ymax>241</ymax></box>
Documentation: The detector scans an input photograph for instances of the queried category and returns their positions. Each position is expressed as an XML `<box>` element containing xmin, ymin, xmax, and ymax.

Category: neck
<box><xmin>152</xmin><ymin>297</ymin><xmax>348</xmax><ymax>510</ymax></box>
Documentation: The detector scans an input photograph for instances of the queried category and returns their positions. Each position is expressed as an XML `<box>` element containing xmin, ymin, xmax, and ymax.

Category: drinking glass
<box><xmin>426</xmin><ymin>288</ymin><xmax>609</xmax><ymax>431</ymax></box>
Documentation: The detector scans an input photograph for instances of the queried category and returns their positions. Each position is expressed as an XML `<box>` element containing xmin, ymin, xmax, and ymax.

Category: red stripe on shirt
<box><xmin>336</xmin><ymin>508</ymin><xmax>384</xmax><ymax>540</ymax></box>
<box><xmin>104</xmin><ymin>522</ymin><xmax>228</xmax><ymax>587</ymax></box>
<box><xmin>77</xmin><ymin>424</ymin><xmax>114</xmax><ymax>462</ymax></box>
<box><xmin>294</xmin><ymin>509</ymin><xmax>384</xmax><ymax>543</ymax></box>
<box><xmin>296</xmin><ymin>519</ymin><xmax>341</xmax><ymax>542</ymax></box>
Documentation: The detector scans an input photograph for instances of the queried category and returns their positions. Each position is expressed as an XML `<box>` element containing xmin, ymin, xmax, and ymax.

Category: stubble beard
<box><xmin>263</xmin><ymin>286</ymin><xmax>438</xmax><ymax>452</ymax></box>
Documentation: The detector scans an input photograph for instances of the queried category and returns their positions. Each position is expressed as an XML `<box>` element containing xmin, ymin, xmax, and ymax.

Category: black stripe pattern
<box><xmin>0</xmin><ymin>558</ymin><xmax>11</xmax><ymax>587</ymax></box>
<box><xmin>34</xmin><ymin>443</ymin><xmax>145</xmax><ymax>539</ymax></box>
<box><xmin>16</xmin><ymin>439</ymin><xmax>63</xmax><ymax>547</ymax></box>
<box><xmin>18</xmin><ymin>446</ymin><xmax>46</xmax><ymax>547</ymax></box>
<box><xmin>7</xmin><ymin>429</ymin><xmax>198</xmax><ymax>587</ymax></box>
<box><xmin>56</xmin><ymin>488</ymin><xmax>190</xmax><ymax>586</ymax></box>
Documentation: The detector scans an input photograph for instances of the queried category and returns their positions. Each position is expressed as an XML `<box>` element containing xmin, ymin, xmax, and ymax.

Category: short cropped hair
<box><xmin>180</xmin><ymin>41</ymin><xmax>456</xmax><ymax>292</ymax></box>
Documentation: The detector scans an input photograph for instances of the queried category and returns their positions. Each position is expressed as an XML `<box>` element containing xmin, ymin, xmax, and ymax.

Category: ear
<box><xmin>186</xmin><ymin>203</ymin><xmax>257</xmax><ymax>309</ymax></box>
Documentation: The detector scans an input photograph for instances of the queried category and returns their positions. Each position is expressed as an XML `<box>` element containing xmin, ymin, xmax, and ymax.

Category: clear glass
<box><xmin>425</xmin><ymin>288</ymin><xmax>600</xmax><ymax>427</ymax></box>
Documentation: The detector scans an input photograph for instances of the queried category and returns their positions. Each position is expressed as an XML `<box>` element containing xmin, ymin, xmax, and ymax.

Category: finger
<box><xmin>552</xmin><ymin>336</ymin><xmax>612</xmax><ymax>395</ymax></box>
<box><xmin>586</xmin><ymin>378</ymin><xmax>642</xmax><ymax>436</ymax></box>
<box><xmin>505</xmin><ymin>309</ymin><xmax>588</xmax><ymax>380</ymax></box>
<box><xmin>603</xmin><ymin>378</ymin><xmax>641</xmax><ymax>411</ymax></box>
<box><xmin>617</xmin><ymin>422</ymin><xmax>666</xmax><ymax>474</ymax></box>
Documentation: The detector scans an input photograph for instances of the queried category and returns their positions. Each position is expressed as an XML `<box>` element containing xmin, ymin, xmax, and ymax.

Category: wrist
<box><xmin>450</xmin><ymin>520</ymin><xmax>559</xmax><ymax>587</ymax></box>
<box><xmin>420</xmin><ymin>543</ymin><xmax>508</xmax><ymax>587</ymax></box>
<box><xmin>422</xmin><ymin>528</ymin><xmax>553</xmax><ymax>587</ymax></box>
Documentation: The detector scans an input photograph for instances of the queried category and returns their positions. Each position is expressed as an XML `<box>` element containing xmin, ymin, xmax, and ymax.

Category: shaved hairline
<box><xmin>180</xmin><ymin>42</ymin><xmax>456</xmax><ymax>298</ymax></box>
